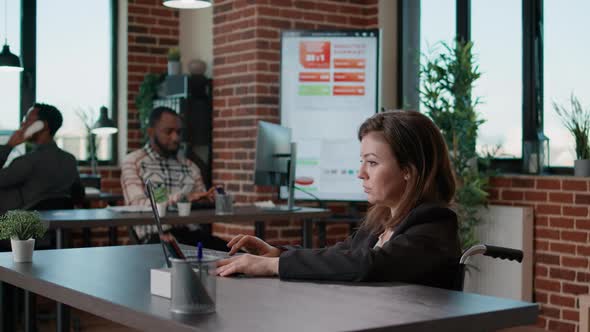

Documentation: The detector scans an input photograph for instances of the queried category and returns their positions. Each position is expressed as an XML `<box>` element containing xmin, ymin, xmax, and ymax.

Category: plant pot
<box><xmin>157</xmin><ymin>202</ymin><xmax>167</xmax><ymax>218</ymax></box>
<box><xmin>10</xmin><ymin>238</ymin><xmax>35</xmax><ymax>263</ymax></box>
<box><xmin>177</xmin><ymin>202</ymin><xmax>191</xmax><ymax>217</ymax></box>
<box><xmin>167</xmin><ymin>61</ymin><xmax>181</xmax><ymax>75</ymax></box>
<box><xmin>574</xmin><ymin>159</ymin><xmax>590</xmax><ymax>177</ymax></box>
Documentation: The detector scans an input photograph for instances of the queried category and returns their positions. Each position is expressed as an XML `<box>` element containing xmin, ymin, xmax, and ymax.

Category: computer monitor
<box><xmin>253</xmin><ymin>121</ymin><xmax>298</xmax><ymax>211</ymax></box>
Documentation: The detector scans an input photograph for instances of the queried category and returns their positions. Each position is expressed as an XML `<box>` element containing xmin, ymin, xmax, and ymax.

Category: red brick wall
<box><xmin>127</xmin><ymin>0</ymin><xmax>180</xmax><ymax>151</ymax></box>
<box><xmin>211</xmin><ymin>0</ymin><xmax>378</xmax><ymax>243</ymax></box>
<box><xmin>490</xmin><ymin>175</ymin><xmax>590</xmax><ymax>332</ymax></box>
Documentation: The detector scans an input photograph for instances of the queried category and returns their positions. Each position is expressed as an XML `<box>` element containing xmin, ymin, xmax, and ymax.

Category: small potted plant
<box><xmin>167</xmin><ymin>47</ymin><xmax>181</xmax><ymax>76</ymax></box>
<box><xmin>154</xmin><ymin>186</ymin><xmax>168</xmax><ymax>218</ymax></box>
<box><xmin>0</xmin><ymin>210</ymin><xmax>47</xmax><ymax>263</ymax></box>
<box><xmin>554</xmin><ymin>94</ymin><xmax>590</xmax><ymax>176</ymax></box>
<box><xmin>177</xmin><ymin>193</ymin><xmax>191</xmax><ymax>217</ymax></box>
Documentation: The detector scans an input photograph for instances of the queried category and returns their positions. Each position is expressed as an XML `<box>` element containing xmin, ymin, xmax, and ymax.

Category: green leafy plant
<box><xmin>0</xmin><ymin>211</ymin><xmax>47</xmax><ymax>240</ymax></box>
<box><xmin>420</xmin><ymin>40</ymin><xmax>490</xmax><ymax>250</ymax></box>
<box><xmin>154</xmin><ymin>186</ymin><xmax>168</xmax><ymax>203</ymax></box>
<box><xmin>135</xmin><ymin>73</ymin><xmax>166</xmax><ymax>142</ymax></box>
<box><xmin>167</xmin><ymin>47</ymin><xmax>180</xmax><ymax>61</ymax></box>
<box><xmin>553</xmin><ymin>94</ymin><xmax>590</xmax><ymax>160</ymax></box>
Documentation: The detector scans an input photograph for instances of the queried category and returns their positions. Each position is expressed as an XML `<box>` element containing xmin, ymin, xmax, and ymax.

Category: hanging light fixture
<box><xmin>162</xmin><ymin>0</ymin><xmax>211</xmax><ymax>9</ymax></box>
<box><xmin>91</xmin><ymin>106</ymin><xmax>118</xmax><ymax>135</ymax></box>
<box><xmin>0</xmin><ymin>0</ymin><xmax>23</xmax><ymax>72</ymax></box>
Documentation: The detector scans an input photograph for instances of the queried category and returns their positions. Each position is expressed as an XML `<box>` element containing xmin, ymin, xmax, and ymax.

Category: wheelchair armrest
<box><xmin>483</xmin><ymin>245</ymin><xmax>523</xmax><ymax>263</ymax></box>
<box><xmin>460</xmin><ymin>244</ymin><xmax>523</xmax><ymax>264</ymax></box>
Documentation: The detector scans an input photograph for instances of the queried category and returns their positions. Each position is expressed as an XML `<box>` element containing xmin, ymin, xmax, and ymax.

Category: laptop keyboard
<box><xmin>181</xmin><ymin>248</ymin><xmax>230</xmax><ymax>259</ymax></box>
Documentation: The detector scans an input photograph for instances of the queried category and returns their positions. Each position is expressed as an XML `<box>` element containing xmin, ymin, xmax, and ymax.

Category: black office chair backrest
<box><xmin>454</xmin><ymin>244</ymin><xmax>524</xmax><ymax>291</ymax></box>
<box><xmin>28</xmin><ymin>196</ymin><xmax>74</xmax><ymax>211</ymax></box>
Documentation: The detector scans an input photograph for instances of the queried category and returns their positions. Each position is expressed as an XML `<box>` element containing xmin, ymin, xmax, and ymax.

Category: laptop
<box><xmin>145</xmin><ymin>179</ymin><xmax>229</xmax><ymax>267</ymax></box>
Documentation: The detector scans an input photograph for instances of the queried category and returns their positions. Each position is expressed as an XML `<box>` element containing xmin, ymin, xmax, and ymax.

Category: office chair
<box><xmin>454</xmin><ymin>243</ymin><xmax>523</xmax><ymax>292</ymax></box>
<box><xmin>28</xmin><ymin>196</ymin><xmax>74</xmax><ymax>211</ymax></box>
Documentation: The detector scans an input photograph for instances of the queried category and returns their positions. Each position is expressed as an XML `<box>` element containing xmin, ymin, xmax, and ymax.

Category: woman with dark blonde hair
<box><xmin>216</xmin><ymin>110</ymin><xmax>461</xmax><ymax>289</ymax></box>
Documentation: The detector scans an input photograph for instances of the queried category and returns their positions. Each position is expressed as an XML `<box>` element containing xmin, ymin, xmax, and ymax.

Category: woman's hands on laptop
<box><xmin>226</xmin><ymin>234</ymin><xmax>281</xmax><ymax>257</ymax></box>
<box><xmin>215</xmin><ymin>235</ymin><xmax>281</xmax><ymax>277</ymax></box>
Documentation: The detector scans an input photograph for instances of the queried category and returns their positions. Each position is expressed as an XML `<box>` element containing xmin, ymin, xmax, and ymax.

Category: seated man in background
<box><xmin>121</xmin><ymin>106</ymin><xmax>227</xmax><ymax>250</ymax></box>
<box><xmin>0</xmin><ymin>103</ymin><xmax>81</xmax><ymax>215</ymax></box>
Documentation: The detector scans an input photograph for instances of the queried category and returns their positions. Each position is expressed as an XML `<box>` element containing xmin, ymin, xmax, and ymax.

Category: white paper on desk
<box><xmin>84</xmin><ymin>187</ymin><xmax>101</xmax><ymax>195</ymax></box>
<box><xmin>106</xmin><ymin>205</ymin><xmax>152</xmax><ymax>213</ymax></box>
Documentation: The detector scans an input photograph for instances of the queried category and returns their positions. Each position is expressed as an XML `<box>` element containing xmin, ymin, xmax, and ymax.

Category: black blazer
<box><xmin>278</xmin><ymin>202</ymin><xmax>461</xmax><ymax>289</ymax></box>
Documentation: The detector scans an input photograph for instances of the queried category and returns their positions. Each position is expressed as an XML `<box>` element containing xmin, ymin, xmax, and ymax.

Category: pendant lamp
<box><xmin>0</xmin><ymin>0</ymin><xmax>22</xmax><ymax>72</ymax></box>
<box><xmin>162</xmin><ymin>0</ymin><xmax>212</xmax><ymax>9</ymax></box>
<box><xmin>91</xmin><ymin>106</ymin><xmax>118</xmax><ymax>135</ymax></box>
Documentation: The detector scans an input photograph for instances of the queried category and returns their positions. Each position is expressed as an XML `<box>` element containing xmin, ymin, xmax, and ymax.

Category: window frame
<box><xmin>398</xmin><ymin>0</ymin><xmax>571</xmax><ymax>175</ymax></box>
<box><xmin>20</xmin><ymin>0</ymin><xmax>119</xmax><ymax>166</ymax></box>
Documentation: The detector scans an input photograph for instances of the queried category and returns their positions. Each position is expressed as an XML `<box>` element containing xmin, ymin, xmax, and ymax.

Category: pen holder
<box><xmin>170</xmin><ymin>257</ymin><xmax>217</xmax><ymax>314</ymax></box>
<box><xmin>215</xmin><ymin>194</ymin><xmax>233</xmax><ymax>215</ymax></box>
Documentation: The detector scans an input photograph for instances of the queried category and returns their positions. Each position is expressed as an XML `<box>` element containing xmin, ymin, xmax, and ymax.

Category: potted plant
<box><xmin>420</xmin><ymin>39</ymin><xmax>489</xmax><ymax>250</ymax></box>
<box><xmin>177</xmin><ymin>193</ymin><xmax>191</xmax><ymax>217</ymax></box>
<box><xmin>135</xmin><ymin>73</ymin><xmax>166</xmax><ymax>142</ymax></box>
<box><xmin>553</xmin><ymin>94</ymin><xmax>590</xmax><ymax>176</ymax></box>
<box><xmin>167</xmin><ymin>47</ymin><xmax>181</xmax><ymax>75</ymax></box>
<box><xmin>154</xmin><ymin>186</ymin><xmax>168</xmax><ymax>218</ymax></box>
<box><xmin>0</xmin><ymin>210</ymin><xmax>47</xmax><ymax>263</ymax></box>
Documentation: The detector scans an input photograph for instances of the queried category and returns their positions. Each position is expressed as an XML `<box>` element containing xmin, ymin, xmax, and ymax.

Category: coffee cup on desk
<box><xmin>177</xmin><ymin>202</ymin><xmax>191</xmax><ymax>216</ymax></box>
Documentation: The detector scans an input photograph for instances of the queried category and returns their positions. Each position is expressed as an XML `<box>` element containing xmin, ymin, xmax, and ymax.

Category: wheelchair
<box><xmin>454</xmin><ymin>243</ymin><xmax>524</xmax><ymax>292</ymax></box>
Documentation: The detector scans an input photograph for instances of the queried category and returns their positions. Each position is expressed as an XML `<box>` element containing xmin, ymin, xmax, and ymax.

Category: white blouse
<box><xmin>374</xmin><ymin>228</ymin><xmax>395</xmax><ymax>248</ymax></box>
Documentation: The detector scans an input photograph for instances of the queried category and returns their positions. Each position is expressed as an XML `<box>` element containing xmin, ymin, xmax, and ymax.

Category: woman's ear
<box><xmin>403</xmin><ymin>166</ymin><xmax>416</xmax><ymax>181</ymax></box>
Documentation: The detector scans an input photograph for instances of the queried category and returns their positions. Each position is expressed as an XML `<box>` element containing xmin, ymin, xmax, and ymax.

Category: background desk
<box><xmin>0</xmin><ymin>244</ymin><xmax>538</xmax><ymax>332</ymax></box>
<box><xmin>39</xmin><ymin>206</ymin><xmax>331</xmax><ymax>248</ymax></box>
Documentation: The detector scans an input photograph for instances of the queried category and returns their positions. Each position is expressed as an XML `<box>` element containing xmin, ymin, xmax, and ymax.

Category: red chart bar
<box><xmin>299</xmin><ymin>72</ymin><xmax>331</xmax><ymax>82</ymax></box>
<box><xmin>333</xmin><ymin>86</ymin><xmax>365</xmax><ymax>96</ymax></box>
<box><xmin>334</xmin><ymin>72</ymin><xmax>365</xmax><ymax>82</ymax></box>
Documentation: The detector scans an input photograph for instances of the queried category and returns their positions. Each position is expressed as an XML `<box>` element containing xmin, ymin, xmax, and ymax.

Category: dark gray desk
<box><xmin>0</xmin><ymin>245</ymin><xmax>538</xmax><ymax>332</ymax></box>
<box><xmin>39</xmin><ymin>206</ymin><xmax>330</xmax><ymax>249</ymax></box>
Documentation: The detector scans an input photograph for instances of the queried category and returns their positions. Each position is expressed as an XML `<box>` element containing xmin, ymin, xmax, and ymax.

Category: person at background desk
<box><xmin>0</xmin><ymin>103</ymin><xmax>81</xmax><ymax>215</ymax></box>
<box><xmin>121</xmin><ymin>106</ymin><xmax>226</xmax><ymax>250</ymax></box>
<box><xmin>216</xmin><ymin>110</ymin><xmax>461</xmax><ymax>289</ymax></box>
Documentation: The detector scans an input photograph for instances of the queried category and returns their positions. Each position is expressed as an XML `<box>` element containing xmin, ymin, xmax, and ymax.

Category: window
<box><xmin>0</xmin><ymin>0</ymin><xmax>21</xmax><ymax>131</ymax></box>
<box><xmin>544</xmin><ymin>0</ymin><xmax>590</xmax><ymax>167</ymax></box>
<box><xmin>35</xmin><ymin>0</ymin><xmax>115</xmax><ymax>162</ymax></box>
<box><xmin>420</xmin><ymin>0</ymin><xmax>456</xmax><ymax>64</ymax></box>
<box><xmin>472</xmin><ymin>0</ymin><xmax>522</xmax><ymax>158</ymax></box>
<box><xmin>403</xmin><ymin>0</ymin><xmax>576</xmax><ymax>173</ymax></box>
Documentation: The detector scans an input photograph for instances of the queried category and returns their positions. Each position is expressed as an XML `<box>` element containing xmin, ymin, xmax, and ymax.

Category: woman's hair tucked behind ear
<box><xmin>358</xmin><ymin>110</ymin><xmax>456</xmax><ymax>233</ymax></box>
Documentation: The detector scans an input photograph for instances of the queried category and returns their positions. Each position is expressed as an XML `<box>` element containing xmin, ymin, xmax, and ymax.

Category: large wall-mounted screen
<box><xmin>280</xmin><ymin>30</ymin><xmax>380</xmax><ymax>201</ymax></box>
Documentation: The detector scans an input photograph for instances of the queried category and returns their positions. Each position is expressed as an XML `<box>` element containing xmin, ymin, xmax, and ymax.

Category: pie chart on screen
<box><xmin>295</xmin><ymin>176</ymin><xmax>314</xmax><ymax>186</ymax></box>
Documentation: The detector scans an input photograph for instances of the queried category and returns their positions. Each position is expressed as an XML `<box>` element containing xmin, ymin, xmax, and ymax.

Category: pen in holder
<box><xmin>215</xmin><ymin>193</ymin><xmax>234</xmax><ymax>215</ymax></box>
<box><xmin>169</xmin><ymin>256</ymin><xmax>217</xmax><ymax>314</ymax></box>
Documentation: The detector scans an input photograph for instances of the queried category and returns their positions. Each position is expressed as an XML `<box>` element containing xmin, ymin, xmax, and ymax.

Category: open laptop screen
<box><xmin>145</xmin><ymin>179</ymin><xmax>172</xmax><ymax>268</ymax></box>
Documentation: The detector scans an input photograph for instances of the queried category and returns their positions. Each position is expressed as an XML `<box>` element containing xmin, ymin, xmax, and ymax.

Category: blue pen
<box><xmin>197</xmin><ymin>241</ymin><xmax>203</xmax><ymax>260</ymax></box>
<box><xmin>197</xmin><ymin>241</ymin><xmax>204</xmax><ymax>289</ymax></box>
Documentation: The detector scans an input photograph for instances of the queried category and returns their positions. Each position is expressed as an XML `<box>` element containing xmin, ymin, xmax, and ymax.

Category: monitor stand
<box><xmin>262</xmin><ymin>142</ymin><xmax>301</xmax><ymax>212</ymax></box>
